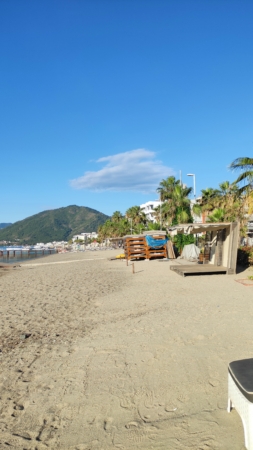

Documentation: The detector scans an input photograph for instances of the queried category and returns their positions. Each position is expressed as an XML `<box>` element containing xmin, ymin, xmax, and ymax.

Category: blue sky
<box><xmin>1</xmin><ymin>0</ymin><xmax>253</xmax><ymax>223</ymax></box>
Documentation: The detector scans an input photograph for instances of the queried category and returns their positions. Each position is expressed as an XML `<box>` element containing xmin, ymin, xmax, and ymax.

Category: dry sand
<box><xmin>1</xmin><ymin>250</ymin><xmax>253</xmax><ymax>449</ymax></box>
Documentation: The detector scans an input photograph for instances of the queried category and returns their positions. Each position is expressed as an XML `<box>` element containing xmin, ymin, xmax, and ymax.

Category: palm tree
<box><xmin>171</xmin><ymin>185</ymin><xmax>193</xmax><ymax>224</ymax></box>
<box><xmin>125</xmin><ymin>206</ymin><xmax>146</xmax><ymax>226</ymax></box>
<box><xmin>111</xmin><ymin>211</ymin><xmax>123</xmax><ymax>223</ymax></box>
<box><xmin>195</xmin><ymin>181</ymin><xmax>247</xmax><ymax>225</ymax></box>
<box><xmin>98</xmin><ymin>217</ymin><xmax>131</xmax><ymax>240</ymax></box>
<box><xmin>154</xmin><ymin>201</ymin><xmax>172</xmax><ymax>229</ymax></box>
<box><xmin>229</xmin><ymin>157</ymin><xmax>253</xmax><ymax>193</ymax></box>
<box><xmin>207</xmin><ymin>208</ymin><xmax>226</xmax><ymax>223</ymax></box>
<box><xmin>157</xmin><ymin>176</ymin><xmax>180</xmax><ymax>201</ymax></box>
<box><xmin>155</xmin><ymin>183</ymin><xmax>193</xmax><ymax>226</ymax></box>
<box><xmin>154</xmin><ymin>201</ymin><xmax>173</xmax><ymax>226</ymax></box>
<box><xmin>198</xmin><ymin>187</ymin><xmax>220</xmax><ymax>211</ymax></box>
<box><xmin>116</xmin><ymin>218</ymin><xmax>131</xmax><ymax>236</ymax></box>
<box><xmin>147</xmin><ymin>222</ymin><xmax>161</xmax><ymax>231</ymax></box>
<box><xmin>193</xmin><ymin>187</ymin><xmax>221</xmax><ymax>222</ymax></box>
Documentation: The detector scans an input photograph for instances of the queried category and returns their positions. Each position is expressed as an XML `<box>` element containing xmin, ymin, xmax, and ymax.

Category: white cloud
<box><xmin>70</xmin><ymin>149</ymin><xmax>174</xmax><ymax>193</ymax></box>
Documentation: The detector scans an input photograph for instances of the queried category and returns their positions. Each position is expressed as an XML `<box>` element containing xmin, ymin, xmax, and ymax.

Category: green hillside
<box><xmin>0</xmin><ymin>205</ymin><xmax>109</xmax><ymax>244</ymax></box>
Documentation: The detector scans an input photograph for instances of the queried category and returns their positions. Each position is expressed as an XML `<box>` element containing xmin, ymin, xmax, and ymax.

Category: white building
<box><xmin>190</xmin><ymin>199</ymin><xmax>202</xmax><ymax>224</ymax></box>
<box><xmin>72</xmin><ymin>232</ymin><xmax>98</xmax><ymax>242</ymax></box>
<box><xmin>140</xmin><ymin>198</ymin><xmax>203</xmax><ymax>225</ymax></box>
<box><xmin>140</xmin><ymin>200</ymin><xmax>162</xmax><ymax>223</ymax></box>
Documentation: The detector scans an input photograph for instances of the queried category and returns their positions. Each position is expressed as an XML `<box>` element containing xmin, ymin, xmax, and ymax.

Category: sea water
<box><xmin>0</xmin><ymin>247</ymin><xmax>57</xmax><ymax>264</ymax></box>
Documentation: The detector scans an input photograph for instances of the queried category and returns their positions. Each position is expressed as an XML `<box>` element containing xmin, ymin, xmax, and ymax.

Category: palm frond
<box><xmin>234</xmin><ymin>170</ymin><xmax>253</xmax><ymax>184</ymax></box>
<box><xmin>229</xmin><ymin>157</ymin><xmax>253</xmax><ymax>171</ymax></box>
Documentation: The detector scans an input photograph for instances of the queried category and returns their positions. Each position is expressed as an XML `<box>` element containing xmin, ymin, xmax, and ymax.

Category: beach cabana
<box><xmin>168</xmin><ymin>222</ymin><xmax>239</xmax><ymax>276</ymax></box>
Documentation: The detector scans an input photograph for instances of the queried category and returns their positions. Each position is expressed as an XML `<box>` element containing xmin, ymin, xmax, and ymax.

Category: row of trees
<box><xmin>97</xmin><ymin>180</ymin><xmax>195</xmax><ymax>240</ymax></box>
<box><xmin>193</xmin><ymin>157</ymin><xmax>253</xmax><ymax>235</ymax></box>
<box><xmin>98</xmin><ymin>207</ymin><xmax>152</xmax><ymax>241</ymax></box>
<box><xmin>97</xmin><ymin>156</ymin><xmax>253</xmax><ymax>241</ymax></box>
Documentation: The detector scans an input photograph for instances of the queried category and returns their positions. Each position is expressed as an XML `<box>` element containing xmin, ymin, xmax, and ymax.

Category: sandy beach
<box><xmin>1</xmin><ymin>251</ymin><xmax>253</xmax><ymax>449</ymax></box>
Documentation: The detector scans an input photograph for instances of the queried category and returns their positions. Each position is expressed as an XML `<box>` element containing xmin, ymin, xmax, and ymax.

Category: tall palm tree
<box><xmin>116</xmin><ymin>218</ymin><xmax>131</xmax><ymax>237</ymax></box>
<box><xmin>193</xmin><ymin>187</ymin><xmax>221</xmax><ymax>222</ymax></box>
<box><xmin>155</xmin><ymin>183</ymin><xmax>193</xmax><ymax>225</ymax></box>
<box><xmin>198</xmin><ymin>187</ymin><xmax>221</xmax><ymax>211</ymax></box>
<box><xmin>171</xmin><ymin>185</ymin><xmax>193</xmax><ymax>224</ymax></box>
<box><xmin>154</xmin><ymin>201</ymin><xmax>173</xmax><ymax>226</ymax></box>
<box><xmin>125</xmin><ymin>206</ymin><xmax>146</xmax><ymax>225</ymax></box>
<box><xmin>157</xmin><ymin>176</ymin><xmax>180</xmax><ymax>201</ymax></box>
<box><xmin>111</xmin><ymin>211</ymin><xmax>123</xmax><ymax>223</ymax></box>
<box><xmin>229</xmin><ymin>157</ymin><xmax>253</xmax><ymax>193</ymax></box>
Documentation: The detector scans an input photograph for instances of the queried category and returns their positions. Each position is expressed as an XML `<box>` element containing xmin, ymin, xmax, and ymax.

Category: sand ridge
<box><xmin>0</xmin><ymin>250</ymin><xmax>252</xmax><ymax>449</ymax></box>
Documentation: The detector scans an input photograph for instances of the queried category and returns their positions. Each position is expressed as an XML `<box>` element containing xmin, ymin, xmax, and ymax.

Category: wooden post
<box><xmin>132</xmin><ymin>263</ymin><xmax>135</xmax><ymax>274</ymax></box>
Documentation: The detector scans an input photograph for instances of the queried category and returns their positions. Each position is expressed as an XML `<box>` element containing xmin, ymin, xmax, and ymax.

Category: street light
<box><xmin>187</xmin><ymin>173</ymin><xmax>196</xmax><ymax>199</ymax></box>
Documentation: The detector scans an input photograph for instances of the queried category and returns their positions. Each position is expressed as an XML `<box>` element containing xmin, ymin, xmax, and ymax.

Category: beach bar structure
<box><xmin>124</xmin><ymin>231</ymin><xmax>167</xmax><ymax>261</ymax></box>
<box><xmin>169</xmin><ymin>222</ymin><xmax>239</xmax><ymax>276</ymax></box>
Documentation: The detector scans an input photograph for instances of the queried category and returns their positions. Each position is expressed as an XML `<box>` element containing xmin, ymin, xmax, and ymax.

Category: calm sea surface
<box><xmin>0</xmin><ymin>247</ymin><xmax>57</xmax><ymax>264</ymax></box>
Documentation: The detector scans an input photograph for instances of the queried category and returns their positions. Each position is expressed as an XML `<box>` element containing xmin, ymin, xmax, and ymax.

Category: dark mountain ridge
<box><xmin>0</xmin><ymin>205</ymin><xmax>109</xmax><ymax>244</ymax></box>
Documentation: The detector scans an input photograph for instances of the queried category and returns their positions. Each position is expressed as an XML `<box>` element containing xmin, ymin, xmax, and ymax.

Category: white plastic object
<box><xmin>228</xmin><ymin>372</ymin><xmax>253</xmax><ymax>450</ymax></box>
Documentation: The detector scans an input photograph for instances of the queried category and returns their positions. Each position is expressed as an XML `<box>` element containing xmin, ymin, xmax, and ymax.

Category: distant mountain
<box><xmin>0</xmin><ymin>223</ymin><xmax>12</xmax><ymax>229</ymax></box>
<box><xmin>0</xmin><ymin>206</ymin><xmax>109</xmax><ymax>244</ymax></box>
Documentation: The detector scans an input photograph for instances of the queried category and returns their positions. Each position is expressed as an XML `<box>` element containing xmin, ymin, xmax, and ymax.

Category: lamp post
<box><xmin>187</xmin><ymin>173</ymin><xmax>196</xmax><ymax>199</ymax></box>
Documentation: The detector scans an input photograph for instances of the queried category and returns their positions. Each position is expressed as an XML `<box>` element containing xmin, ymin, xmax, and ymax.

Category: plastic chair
<box><xmin>228</xmin><ymin>358</ymin><xmax>253</xmax><ymax>450</ymax></box>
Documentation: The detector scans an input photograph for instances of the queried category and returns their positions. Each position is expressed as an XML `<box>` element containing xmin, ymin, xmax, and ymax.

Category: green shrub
<box><xmin>172</xmin><ymin>234</ymin><xmax>195</xmax><ymax>254</ymax></box>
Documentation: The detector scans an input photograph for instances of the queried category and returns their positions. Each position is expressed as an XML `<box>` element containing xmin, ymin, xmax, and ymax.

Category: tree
<box><xmin>229</xmin><ymin>157</ymin><xmax>253</xmax><ymax>193</ymax></box>
<box><xmin>170</xmin><ymin>185</ymin><xmax>193</xmax><ymax>224</ymax></box>
<box><xmin>157</xmin><ymin>176</ymin><xmax>180</xmax><ymax>201</ymax></box>
<box><xmin>125</xmin><ymin>206</ymin><xmax>146</xmax><ymax>226</ymax></box>
<box><xmin>155</xmin><ymin>181</ymin><xmax>193</xmax><ymax>226</ymax></box>
<box><xmin>98</xmin><ymin>217</ymin><xmax>131</xmax><ymax>241</ymax></box>
<box><xmin>247</xmin><ymin>192</ymin><xmax>253</xmax><ymax>215</ymax></box>
<box><xmin>111</xmin><ymin>211</ymin><xmax>124</xmax><ymax>223</ymax></box>
<box><xmin>195</xmin><ymin>181</ymin><xmax>247</xmax><ymax>234</ymax></box>
<box><xmin>196</xmin><ymin>187</ymin><xmax>221</xmax><ymax>214</ymax></box>
<box><xmin>207</xmin><ymin>208</ymin><xmax>226</xmax><ymax>223</ymax></box>
<box><xmin>147</xmin><ymin>222</ymin><xmax>162</xmax><ymax>231</ymax></box>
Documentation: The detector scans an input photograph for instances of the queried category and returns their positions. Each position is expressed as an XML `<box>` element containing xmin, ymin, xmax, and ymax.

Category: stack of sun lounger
<box><xmin>124</xmin><ymin>234</ymin><xmax>167</xmax><ymax>261</ymax></box>
<box><xmin>124</xmin><ymin>236</ymin><xmax>147</xmax><ymax>260</ymax></box>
